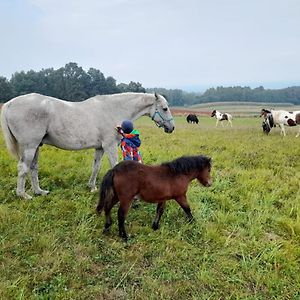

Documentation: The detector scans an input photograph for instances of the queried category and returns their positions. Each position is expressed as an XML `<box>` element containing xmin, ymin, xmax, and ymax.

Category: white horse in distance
<box><xmin>1</xmin><ymin>92</ymin><xmax>175</xmax><ymax>199</ymax></box>
<box><xmin>211</xmin><ymin>110</ymin><xmax>233</xmax><ymax>127</ymax></box>
<box><xmin>260</xmin><ymin>108</ymin><xmax>300</xmax><ymax>137</ymax></box>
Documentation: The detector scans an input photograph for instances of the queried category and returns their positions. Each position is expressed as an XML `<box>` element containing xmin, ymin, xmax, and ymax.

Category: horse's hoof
<box><xmin>34</xmin><ymin>189</ymin><xmax>50</xmax><ymax>196</ymax></box>
<box><xmin>119</xmin><ymin>233</ymin><xmax>128</xmax><ymax>242</ymax></box>
<box><xmin>17</xmin><ymin>192</ymin><xmax>33</xmax><ymax>200</ymax></box>
<box><xmin>188</xmin><ymin>218</ymin><xmax>195</xmax><ymax>224</ymax></box>
<box><xmin>102</xmin><ymin>228</ymin><xmax>110</xmax><ymax>235</ymax></box>
<box><xmin>152</xmin><ymin>223</ymin><xmax>159</xmax><ymax>230</ymax></box>
<box><xmin>90</xmin><ymin>187</ymin><xmax>98</xmax><ymax>193</ymax></box>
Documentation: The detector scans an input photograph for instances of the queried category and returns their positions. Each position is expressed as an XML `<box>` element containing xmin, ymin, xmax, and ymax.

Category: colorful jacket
<box><xmin>118</xmin><ymin>129</ymin><xmax>142</xmax><ymax>163</ymax></box>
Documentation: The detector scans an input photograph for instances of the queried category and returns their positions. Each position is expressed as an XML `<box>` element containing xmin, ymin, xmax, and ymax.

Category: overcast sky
<box><xmin>0</xmin><ymin>0</ymin><xmax>299</xmax><ymax>91</ymax></box>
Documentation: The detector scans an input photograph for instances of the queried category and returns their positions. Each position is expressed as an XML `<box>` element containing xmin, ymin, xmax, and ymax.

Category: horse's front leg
<box><xmin>216</xmin><ymin>119</ymin><xmax>219</xmax><ymax>127</ymax></box>
<box><xmin>152</xmin><ymin>201</ymin><xmax>166</xmax><ymax>230</ymax></box>
<box><xmin>30</xmin><ymin>147</ymin><xmax>49</xmax><ymax>196</ymax></box>
<box><xmin>280</xmin><ymin>124</ymin><xmax>286</xmax><ymax>136</ymax></box>
<box><xmin>175</xmin><ymin>195</ymin><xmax>194</xmax><ymax>222</ymax></box>
<box><xmin>88</xmin><ymin>148</ymin><xmax>104</xmax><ymax>192</ymax></box>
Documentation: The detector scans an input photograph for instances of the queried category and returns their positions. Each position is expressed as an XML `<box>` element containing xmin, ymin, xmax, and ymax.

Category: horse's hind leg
<box><xmin>30</xmin><ymin>147</ymin><xmax>49</xmax><ymax>195</ymax></box>
<box><xmin>175</xmin><ymin>195</ymin><xmax>194</xmax><ymax>222</ymax></box>
<box><xmin>88</xmin><ymin>148</ymin><xmax>104</xmax><ymax>192</ymax></box>
<box><xmin>103</xmin><ymin>195</ymin><xmax>119</xmax><ymax>233</ymax></box>
<box><xmin>152</xmin><ymin>202</ymin><xmax>166</xmax><ymax>230</ymax></box>
<box><xmin>17</xmin><ymin>147</ymin><xmax>39</xmax><ymax>199</ymax></box>
<box><xmin>118</xmin><ymin>199</ymin><xmax>132</xmax><ymax>241</ymax></box>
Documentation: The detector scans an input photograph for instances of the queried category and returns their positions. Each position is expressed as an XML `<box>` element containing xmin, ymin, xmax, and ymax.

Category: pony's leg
<box><xmin>175</xmin><ymin>195</ymin><xmax>194</xmax><ymax>222</ymax></box>
<box><xmin>216</xmin><ymin>119</ymin><xmax>219</xmax><ymax>127</ymax></box>
<box><xmin>229</xmin><ymin>119</ymin><xmax>233</xmax><ymax>127</ymax></box>
<box><xmin>152</xmin><ymin>202</ymin><xmax>166</xmax><ymax>230</ymax></box>
<box><xmin>103</xmin><ymin>195</ymin><xmax>119</xmax><ymax>233</ymax></box>
<box><xmin>88</xmin><ymin>148</ymin><xmax>105</xmax><ymax>192</ymax></box>
<box><xmin>296</xmin><ymin>128</ymin><xmax>300</xmax><ymax>137</ymax></box>
<box><xmin>17</xmin><ymin>148</ymin><xmax>38</xmax><ymax>199</ymax></box>
<box><xmin>30</xmin><ymin>147</ymin><xmax>49</xmax><ymax>195</ymax></box>
<box><xmin>118</xmin><ymin>199</ymin><xmax>132</xmax><ymax>241</ymax></box>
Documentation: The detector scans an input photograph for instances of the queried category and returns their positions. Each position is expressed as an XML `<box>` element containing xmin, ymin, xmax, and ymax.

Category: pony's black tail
<box><xmin>96</xmin><ymin>169</ymin><xmax>115</xmax><ymax>214</ymax></box>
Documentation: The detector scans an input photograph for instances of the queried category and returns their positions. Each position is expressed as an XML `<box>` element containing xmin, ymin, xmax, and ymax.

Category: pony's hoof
<box><xmin>90</xmin><ymin>187</ymin><xmax>98</xmax><ymax>193</ymax></box>
<box><xmin>102</xmin><ymin>228</ymin><xmax>110</xmax><ymax>235</ymax></box>
<box><xmin>119</xmin><ymin>233</ymin><xmax>128</xmax><ymax>242</ymax></box>
<box><xmin>152</xmin><ymin>223</ymin><xmax>159</xmax><ymax>230</ymax></box>
<box><xmin>188</xmin><ymin>217</ymin><xmax>195</xmax><ymax>224</ymax></box>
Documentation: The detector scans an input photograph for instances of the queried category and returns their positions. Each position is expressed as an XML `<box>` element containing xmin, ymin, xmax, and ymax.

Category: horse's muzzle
<box><xmin>205</xmin><ymin>180</ymin><xmax>212</xmax><ymax>187</ymax></box>
<box><xmin>164</xmin><ymin>126</ymin><xmax>175</xmax><ymax>133</ymax></box>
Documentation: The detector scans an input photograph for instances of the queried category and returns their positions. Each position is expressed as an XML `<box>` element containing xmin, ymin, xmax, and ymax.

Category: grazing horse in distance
<box><xmin>211</xmin><ymin>110</ymin><xmax>233</xmax><ymax>127</ymax></box>
<box><xmin>186</xmin><ymin>114</ymin><xmax>199</xmax><ymax>124</ymax></box>
<box><xmin>1</xmin><ymin>92</ymin><xmax>175</xmax><ymax>199</ymax></box>
<box><xmin>260</xmin><ymin>108</ymin><xmax>300</xmax><ymax>137</ymax></box>
<box><xmin>97</xmin><ymin>155</ymin><xmax>212</xmax><ymax>241</ymax></box>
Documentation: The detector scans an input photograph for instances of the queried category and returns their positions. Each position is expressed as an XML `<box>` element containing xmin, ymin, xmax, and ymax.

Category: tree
<box><xmin>0</xmin><ymin>76</ymin><xmax>13</xmax><ymax>102</ymax></box>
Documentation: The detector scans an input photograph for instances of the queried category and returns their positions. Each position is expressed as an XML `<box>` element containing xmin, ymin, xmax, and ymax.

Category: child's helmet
<box><xmin>121</xmin><ymin>120</ymin><xmax>133</xmax><ymax>134</ymax></box>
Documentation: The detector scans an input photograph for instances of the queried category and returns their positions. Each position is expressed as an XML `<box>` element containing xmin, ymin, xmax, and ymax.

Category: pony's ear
<box><xmin>154</xmin><ymin>92</ymin><xmax>159</xmax><ymax>100</ymax></box>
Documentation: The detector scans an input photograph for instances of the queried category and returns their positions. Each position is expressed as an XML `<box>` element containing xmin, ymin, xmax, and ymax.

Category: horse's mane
<box><xmin>262</xmin><ymin>108</ymin><xmax>271</xmax><ymax>113</ymax></box>
<box><xmin>162</xmin><ymin>155</ymin><xmax>211</xmax><ymax>174</ymax></box>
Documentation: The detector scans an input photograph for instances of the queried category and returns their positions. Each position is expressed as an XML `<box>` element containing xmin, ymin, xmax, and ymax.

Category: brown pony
<box><xmin>96</xmin><ymin>155</ymin><xmax>212</xmax><ymax>241</ymax></box>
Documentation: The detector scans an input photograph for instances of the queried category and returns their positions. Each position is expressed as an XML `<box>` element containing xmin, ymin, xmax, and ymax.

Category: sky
<box><xmin>0</xmin><ymin>0</ymin><xmax>299</xmax><ymax>91</ymax></box>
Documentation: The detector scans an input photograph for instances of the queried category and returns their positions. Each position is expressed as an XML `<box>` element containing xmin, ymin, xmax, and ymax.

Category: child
<box><xmin>116</xmin><ymin>120</ymin><xmax>142</xmax><ymax>163</ymax></box>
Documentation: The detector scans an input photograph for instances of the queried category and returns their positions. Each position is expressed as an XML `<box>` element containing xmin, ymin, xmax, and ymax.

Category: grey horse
<box><xmin>1</xmin><ymin>92</ymin><xmax>175</xmax><ymax>199</ymax></box>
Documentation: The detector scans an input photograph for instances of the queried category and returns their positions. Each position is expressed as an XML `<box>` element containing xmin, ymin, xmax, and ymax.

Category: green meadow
<box><xmin>0</xmin><ymin>116</ymin><xmax>299</xmax><ymax>299</ymax></box>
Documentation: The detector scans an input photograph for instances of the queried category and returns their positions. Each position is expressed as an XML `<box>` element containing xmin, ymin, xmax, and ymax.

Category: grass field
<box><xmin>0</xmin><ymin>116</ymin><xmax>300</xmax><ymax>299</ymax></box>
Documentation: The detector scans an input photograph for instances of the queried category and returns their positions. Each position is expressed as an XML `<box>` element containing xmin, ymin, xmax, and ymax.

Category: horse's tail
<box><xmin>96</xmin><ymin>168</ymin><xmax>116</xmax><ymax>214</ymax></box>
<box><xmin>0</xmin><ymin>103</ymin><xmax>20</xmax><ymax>160</ymax></box>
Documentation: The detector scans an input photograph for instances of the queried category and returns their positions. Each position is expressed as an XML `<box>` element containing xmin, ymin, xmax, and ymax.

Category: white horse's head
<box><xmin>150</xmin><ymin>93</ymin><xmax>175</xmax><ymax>133</ymax></box>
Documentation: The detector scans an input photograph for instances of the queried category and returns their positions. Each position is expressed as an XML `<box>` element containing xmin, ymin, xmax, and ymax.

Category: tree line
<box><xmin>147</xmin><ymin>86</ymin><xmax>300</xmax><ymax>106</ymax></box>
<box><xmin>1</xmin><ymin>62</ymin><xmax>300</xmax><ymax>105</ymax></box>
<box><xmin>0</xmin><ymin>62</ymin><xmax>145</xmax><ymax>102</ymax></box>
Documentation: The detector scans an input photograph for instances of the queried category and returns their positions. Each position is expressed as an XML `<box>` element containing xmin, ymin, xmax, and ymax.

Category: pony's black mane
<box><xmin>162</xmin><ymin>155</ymin><xmax>211</xmax><ymax>174</ymax></box>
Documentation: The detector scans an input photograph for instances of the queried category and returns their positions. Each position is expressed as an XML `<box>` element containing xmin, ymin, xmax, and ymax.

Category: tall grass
<box><xmin>0</xmin><ymin>117</ymin><xmax>299</xmax><ymax>299</ymax></box>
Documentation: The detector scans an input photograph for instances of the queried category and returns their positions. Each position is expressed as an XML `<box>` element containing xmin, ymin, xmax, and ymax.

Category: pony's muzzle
<box><xmin>205</xmin><ymin>180</ymin><xmax>212</xmax><ymax>187</ymax></box>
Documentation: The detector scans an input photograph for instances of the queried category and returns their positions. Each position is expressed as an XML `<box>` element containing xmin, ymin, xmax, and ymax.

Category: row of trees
<box><xmin>0</xmin><ymin>62</ymin><xmax>145</xmax><ymax>102</ymax></box>
<box><xmin>198</xmin><ymin>86</ymin><xmax>300</xmax><ymax>105</ymax></box>
<box><xmin>1</xmin><ymin>62</ymin><xmax>300</xmax><ymax>105</ymax></box>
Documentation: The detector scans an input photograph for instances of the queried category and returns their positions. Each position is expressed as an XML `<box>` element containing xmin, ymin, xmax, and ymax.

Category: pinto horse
<box><xmin>260</xmin><ymin>109</ymin><xmax>300</xmax><ymax>137</ymax></box>
<box><xmin>211</xmin><ymin>110</ymin><xmax>233</xmax><ymax>127</ymax></box>
<box><xmin>1</xmin><ymin>92</ymin><xmax>175</xmax><ymax>199</ymax></box>
<box><xmin>96</xmin><ymin>155</ymin><xmax>212</xmax><ymax>241</ymax></box>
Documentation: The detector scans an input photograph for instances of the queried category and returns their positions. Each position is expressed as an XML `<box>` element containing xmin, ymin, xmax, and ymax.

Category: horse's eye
<box><xmin>163</xmin><ymin>108</ymin><xmax>168</xmax><ymax>112</ymax></box>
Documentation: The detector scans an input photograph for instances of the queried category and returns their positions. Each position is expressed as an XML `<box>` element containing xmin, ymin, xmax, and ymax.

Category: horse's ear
<box><xmin>154</xmin><ymin>92</ymin><xmax>159</xmax><ymax>100</ymax></box>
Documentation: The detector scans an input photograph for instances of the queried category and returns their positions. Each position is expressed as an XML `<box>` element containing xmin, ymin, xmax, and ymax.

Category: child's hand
<box><xmin>115</xmin><ymin>126</ymin><xmax>123</xmax><ymax>134</ymax></box>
